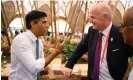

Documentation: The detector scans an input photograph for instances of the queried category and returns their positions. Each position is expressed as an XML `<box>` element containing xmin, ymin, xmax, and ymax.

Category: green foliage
<box><xmin>61</xmin><ymin>41</ymin><xmax>77</xmax><ymax>61</ymax></box>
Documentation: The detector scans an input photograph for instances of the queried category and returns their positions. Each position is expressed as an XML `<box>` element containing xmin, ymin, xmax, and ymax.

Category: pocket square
<box><xmin>112</xmin><ymin>49</ymin><xmax>119</xmax><ymax>52</ymax></box>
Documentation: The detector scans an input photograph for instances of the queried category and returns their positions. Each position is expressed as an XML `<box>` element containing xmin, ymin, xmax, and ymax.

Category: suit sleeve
<box><xmin>65</xmin><ymin>27</ymin><xmax>92</xmax><ymax>69</ymax></box>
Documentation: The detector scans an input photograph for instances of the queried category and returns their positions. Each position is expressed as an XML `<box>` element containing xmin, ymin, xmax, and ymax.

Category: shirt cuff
<box><xmin>35</xmin><ymin>58</ymin><xmax>45</xmax><ymax>72</ymax></box>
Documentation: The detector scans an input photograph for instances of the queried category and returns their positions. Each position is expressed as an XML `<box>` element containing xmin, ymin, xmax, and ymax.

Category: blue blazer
<box><xmin>65</xmin><ymin>25</ymin><xmax>133</xmax><ymax>80</ymax></box>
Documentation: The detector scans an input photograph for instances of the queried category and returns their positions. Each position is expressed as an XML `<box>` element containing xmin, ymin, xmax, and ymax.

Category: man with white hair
<box><xmin>62</xmin><ymin>3</ymin><xmax>133</xmax><ymax>80</ymax></box>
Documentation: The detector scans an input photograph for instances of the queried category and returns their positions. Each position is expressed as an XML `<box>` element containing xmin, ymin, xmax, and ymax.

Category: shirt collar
<box><xmin>102</xmin><ymin>22</ymin><xmax>112</xmax><ymax>37</ymax></box>
<box><xmin>26</xmin><ymin>30</ymin><xmax>37</xmax><ymax>42</ymax></box>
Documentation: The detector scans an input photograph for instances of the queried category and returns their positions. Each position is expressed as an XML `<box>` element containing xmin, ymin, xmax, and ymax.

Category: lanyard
<box><xmin>100</xmin><ymin>32</ymin><xmax>110</xmax><ymax>62</ymax></box>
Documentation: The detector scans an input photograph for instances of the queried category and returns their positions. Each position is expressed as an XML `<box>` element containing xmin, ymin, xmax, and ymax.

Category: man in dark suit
<box><xmin>62</xmin><ymin>3</ymin><xmax>133</xmax><ymax>80</ymax></box>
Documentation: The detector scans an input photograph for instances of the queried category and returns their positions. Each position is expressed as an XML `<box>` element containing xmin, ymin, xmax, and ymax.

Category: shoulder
<box><xmin>86</xmin><ymin>26</ymin><xmax>99</xmax><ymax>37</ymax></box>
<box><xmin>111</xmin><ymin>25</ymin><xmax>121</xmax><ymax>33</ymax></box>
<box><xmin>11</xmin><ymin>33</ymin><xmax>30</xmax><ymax>47</ymax></box>
<box><xmin>111</xmin><ymin>25</ymin><xmax>122</xmax><ymax>36</ymax></box>
<box><xmin>87</xmin><ymin>26</ymin><xmax>99</xmax><ymax>33</ymax></box>
<box><xmin>110</xmin><ymin>24</ymin><xmax>124</xmax><ymax>42</ymax></box>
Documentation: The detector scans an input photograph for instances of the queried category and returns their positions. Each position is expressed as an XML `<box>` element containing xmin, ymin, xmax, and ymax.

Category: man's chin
<box><xmin>92</xmin><ymin>26</ymin><xmax>98</xmax><ymax>30</ymax></box>
<box><xmin>43</xmin><ymin>30</ymin><xmax>47</xmax><ymax>33</ymax></box>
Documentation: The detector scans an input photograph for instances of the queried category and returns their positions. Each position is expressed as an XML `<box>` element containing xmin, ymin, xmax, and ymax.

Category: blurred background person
<box><xmin>20</xmin><ymin>29</ymin><xmax>23</xmax><ymax>33</ymax></box>
<box><xmin>122</xmin><ymin>6</ymin><xmax>133</xmax><ymax>80</ymax></box>
<box><xmin>14</xmin><ymin>30</ymin><xmax>19</xmax><ymax>37</ymax></box>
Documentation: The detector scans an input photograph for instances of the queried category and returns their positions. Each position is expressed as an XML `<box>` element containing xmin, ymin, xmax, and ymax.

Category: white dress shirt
<box><xmin>9</xmin><ymin>30</ymin><xmax>45</xmax><ymax>80</ymax></box>
<box><xmin>99</xmin><ymin>22</ymin><xmax>114</xmax><ymax>80</ymax></box>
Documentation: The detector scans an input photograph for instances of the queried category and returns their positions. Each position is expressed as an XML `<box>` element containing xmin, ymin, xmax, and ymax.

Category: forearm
<box><xmin>65</xmin><ymin>43</ymin><xmax>87</xmax><ymax>69</ymax></box>
<box><xmin>45</xmin><ymin>49</ymin><xmax>60</xmax><ymax>67</ymax></box>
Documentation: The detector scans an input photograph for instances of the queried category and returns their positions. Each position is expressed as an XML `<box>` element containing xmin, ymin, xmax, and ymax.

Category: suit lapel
<box><xmin>106</xmin><ymin>25</ymin><xmax>115</xmax><ymax>64</ymax></box>
<box><xmin>88</xmin><ymin>28</ymin><xmax>99</xmax><ymax>77</ymax></box>
<box><xmin>90</xmin><ymin>29</ymin><xmax>99</xmax><ymax>56</ymax></box>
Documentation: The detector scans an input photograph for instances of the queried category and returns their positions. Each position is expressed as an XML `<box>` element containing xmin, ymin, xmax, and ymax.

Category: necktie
<box><xmin>36</xmin><ymin>39</ymin><xmax>40</xmax><ymax>80</ymax></box>
<box><xmin>92</xmin><ymin>32</ymin><xmax>103</xmax><ymax>80</ymax></box>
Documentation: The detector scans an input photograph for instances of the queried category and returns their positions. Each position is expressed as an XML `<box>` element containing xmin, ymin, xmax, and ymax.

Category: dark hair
<box><xmin>1</xmin><ymin>28</ymin><xmax>6</xmax><ymax>36</ymax></box>
<box><xmin>25</xmin><ymin>10</ymin><xmax>47</xmax><ymax>30</ymax></box>
<box><xmin>15</xmin><ymin>30</ymin><xmax>19</xmax><ymax>36</ymax></box>
<box><xmin>20</xmin><ymin>29</ymin><xmax>23</xmax><ymax>33</ymax></box>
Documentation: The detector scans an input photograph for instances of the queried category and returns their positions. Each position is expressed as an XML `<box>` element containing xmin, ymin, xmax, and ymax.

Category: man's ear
<box><xmin>31</xmin><ymin>21</ymin><xmax>36</xmax><ymax>28</ymax></box>
<box><xmin>103</xmin><ymin>14</ymin><xmax>108</xmax><ymax>20</ymax></box>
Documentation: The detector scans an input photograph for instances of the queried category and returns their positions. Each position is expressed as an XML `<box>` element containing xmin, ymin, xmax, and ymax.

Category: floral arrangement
<box><xmin>44</xmin><ymin>42</ymin><xmax>54</xmax><ymax>57</ymax></box>
<box><xmin>43</xmin><ymin>37</ymin><xmax>87</xmax><ymax>63</ymax></box>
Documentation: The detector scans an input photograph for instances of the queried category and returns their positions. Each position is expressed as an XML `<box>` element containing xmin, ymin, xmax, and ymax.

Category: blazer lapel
<box><xmin>88</xmin><ymin>28</ymin><xmax>99</xmax><ymax>77</ymax></box>
<box><xmin>89</xmin><ymin>29</ymin><xmax>99</xmax><ymax>56</ymax></box>
<box><xmin>106</xmin><ymin>25</ymin><xmax>115</xmax><ymax>65</ymax></box>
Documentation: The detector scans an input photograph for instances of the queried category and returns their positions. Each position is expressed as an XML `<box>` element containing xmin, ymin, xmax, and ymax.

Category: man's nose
<box><xmin>46</xmin><ymin>23</ymin><xmax>49</xmax><ymax>28</ymax></box>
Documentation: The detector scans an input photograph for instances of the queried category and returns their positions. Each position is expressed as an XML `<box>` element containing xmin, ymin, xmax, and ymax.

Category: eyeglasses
<box><xmin>119</xmin><ymin>24</ymin><xmax>133</xmax><ymax>29</ymax></box>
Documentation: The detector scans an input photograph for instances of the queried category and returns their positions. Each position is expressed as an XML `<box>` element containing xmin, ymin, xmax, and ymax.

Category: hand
<box><xmin>47</xmin><ymin>72</ymin><xmax>56</xmax><ymax>80</ymax></box>
<box><xmin>62</xmin><ymin>67</ymin><xmax>72</xmax><ymax>76</ymax></box>
<box><xmin>55</xmin><ymin>42</ymin><xmax>65</xmax><ymax>52</ymax></box>
<box><xmin>81</xmin><ymin>54</ymin><xmax>88</xmax><ymax>61</ymax></box>
<box><xmin>46</xmin><ymin>66</ymin><xmax>56</xmax><ymax>80</ymax></box>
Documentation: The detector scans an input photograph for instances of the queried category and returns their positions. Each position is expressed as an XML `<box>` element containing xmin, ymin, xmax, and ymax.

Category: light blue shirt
<box><xmin>9</xmin><ymin>30</ymin><xmax>45</xmax><ymax>80</ymax></box>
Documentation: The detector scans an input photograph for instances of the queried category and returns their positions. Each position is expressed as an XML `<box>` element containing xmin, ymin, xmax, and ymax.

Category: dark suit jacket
<box><xmin>65</xmin><ymin>25</ymin><xmax>133</xmax><ymax>80</ymax></box>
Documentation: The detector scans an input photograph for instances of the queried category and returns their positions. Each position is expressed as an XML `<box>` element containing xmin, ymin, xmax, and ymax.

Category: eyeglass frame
<box><xmin>119</xmin><ymin>24</ymin><xmax>133</xmax><ymax>29</ymax></box>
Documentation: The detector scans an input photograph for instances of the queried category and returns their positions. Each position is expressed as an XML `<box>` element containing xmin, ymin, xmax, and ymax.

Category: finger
<box><xmin>65</xmin><ymin>72</ymin><xmax>69</xmax><ymax>76</ymax></box>
<box><xmin>62</xmin><ymin>69</ymin><xmax>67</xmax><ymax>75</ymax></box>
<box><xmin>62</xmin><ymin>70</ymin><xmax>65</xmax><ymax>75</ymax></box>
<box><xmin>64</xmin><ymin>71</ymin><xmax>69</xmax><ymax>76</ymax></box>
<box><xmin>55</xmin><ymin>43</ymin><xmax>60</xmax><ymax>49</ymax></box>
<box><xmin>69</xmin><ymin>70</ymin><xmax>72</xmax><ymax>76</ymax></box>
<box><xmin>62</xmin><ymin>36</ymin><xmax>67</xmax><ymax>45</ymax></box>
<box><xmin>66</xmin><ymin>70</ymin><xmax>72</xmax><ymax>76</ymax></box>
